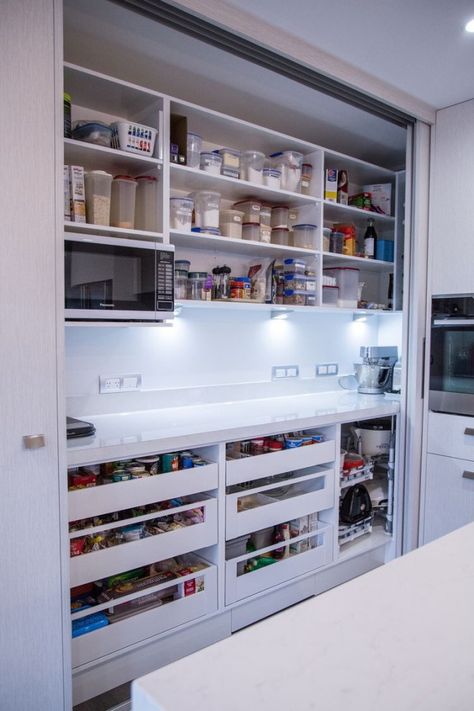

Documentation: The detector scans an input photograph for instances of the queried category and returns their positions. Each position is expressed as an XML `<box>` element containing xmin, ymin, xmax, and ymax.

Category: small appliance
<box><xmin>354</xmin><ymin>345</ymin><xmax>398</xmax><ymax>394</ymax></box>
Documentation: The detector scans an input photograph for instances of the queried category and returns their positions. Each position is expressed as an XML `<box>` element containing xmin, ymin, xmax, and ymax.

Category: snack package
<box><xmin>248</xmin><ymin>258</ymin><xmax>274</xmax><ymax>303</ymax></box>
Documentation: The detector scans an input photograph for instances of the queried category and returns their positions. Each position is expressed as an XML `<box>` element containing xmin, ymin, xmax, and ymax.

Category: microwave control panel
<box><xmin>156</xmin><ymin>250</ymin><xmax>174</xmax><ymax>312</ymax></box>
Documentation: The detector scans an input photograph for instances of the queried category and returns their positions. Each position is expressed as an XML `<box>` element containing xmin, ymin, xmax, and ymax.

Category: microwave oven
<box><xmin>65</xmin><ymin>235</ymin><xmax>174</xmax><ymax>321</ymax></box>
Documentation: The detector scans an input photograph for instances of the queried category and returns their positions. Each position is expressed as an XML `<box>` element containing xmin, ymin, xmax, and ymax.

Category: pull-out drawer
<box><xmin>72</xmin><ymin>560</ymin><xmax>217</xmax><ymax>668</ymax></box>
<box><xmin>69</xmin><ymin>462</ymin><xmax>218</xmax><ymax>521</ymax></box>
<box><xmin>226</xmin><ymin>467</ymin><xmax>335</xmax><ymax>540</ymax></box>
<box><xmin>70</xmin><ymin>496</ymin><xmax>218</xmax><ymax>588</ymax></box>
<box><xmin>423</xmin><ymin>453</ymin><xmax>474</xmax><ymax>543</ymax></box>
<box><xmin>225</xmin><ymin>524</ymin><xmax>333</xmax><ymax>605</ymax></box>
<box><xmin>226</xmin><ymin>439</ymin><xmax>336</xmax><ymax>486</ymax></box>
<box><xmin>427</xmin><ymin>412</ymin><xmax>474</xmax><ymax>461</ymax></box>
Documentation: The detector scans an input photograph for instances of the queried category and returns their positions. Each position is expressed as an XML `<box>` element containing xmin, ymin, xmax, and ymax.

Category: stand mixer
<box><xmin>354</xmin><ymin>346</ymin><xmax>398</xmax><ymax>394</ymax></box>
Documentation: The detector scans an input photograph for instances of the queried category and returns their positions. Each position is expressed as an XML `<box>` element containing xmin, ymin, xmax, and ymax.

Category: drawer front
<box><xmin>226</xmin><ymin>470</ymin><xmax>335</xmax><ymax>540</ymax></box>
<box><xmin>69</xmin><ymin>463</ymin><xmax>218</xmax><ymax>521</ymax></box>
<box><xmin>226</xmin><ymin>440</ymin><xmax>336</xmax><ymax>486</ymax></box>
<box><xmin>225</xmin><ymin>525</ymin><xmax>333</xmax><ymax>605</ymax></box>
<box><xmin>423</xmin><ymin>453</ymin><xmax>474</xmax><ymax>543</ymax></box>
<box><xmin>427</xmin><ymin>412</ymin><xmax>474</xmax><ymax>460</ymax></box>
<box><xmin>72</xmin><ymin>565</ymin><xmax>217</xmax><ymax>668</ymax></box>
<box><xmin>70</xmin><ymin>499</ymin><xmax>218</xmax><ymax>588</ymax></box>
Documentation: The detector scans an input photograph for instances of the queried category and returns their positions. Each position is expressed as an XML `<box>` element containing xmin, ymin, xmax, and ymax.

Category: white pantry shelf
<box><xmin>64</xmin><ymin>138</ymin><xmax>162</xmax><ymax>175</ymax></box>
<box><xmin>323</xmin><ymin>200</ymin><xmax>395</xmax><ymax>224</ymax></box>
<box><xmin>64</xmin><ymin>222</ymin><xmax>164</xmax><ymax>242</ymax></box>
<box><xmin>170</xmin><ymin>229</ymin><xmax>316</xmax><ymax>258</ymax></box>
<box><xmin>322</xmin><ymin>251</ymin><xmax>394</xmax><ymax>272</ymax></box>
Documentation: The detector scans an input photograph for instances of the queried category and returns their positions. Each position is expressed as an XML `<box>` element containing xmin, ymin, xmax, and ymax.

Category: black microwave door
<box><xmin>65</xmin><ymin>241</ymin><xmax>156</xmax><ymax>312</ymax></box>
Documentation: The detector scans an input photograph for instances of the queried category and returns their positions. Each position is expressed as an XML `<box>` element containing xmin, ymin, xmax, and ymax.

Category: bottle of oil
<box><xmin>363</xmin><ymin>218</ymin><xmax>377</xmax><ymax>259</ymax></box>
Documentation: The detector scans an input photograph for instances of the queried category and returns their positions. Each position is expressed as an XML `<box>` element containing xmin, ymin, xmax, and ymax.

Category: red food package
<box><xmin>69</xmin><ymin>471</ymin><xmax>97</xmax><ymax>490</ymax></box>
<box><xmin>184</xmin><ymin>578</ymin><xmax>196</xmax><ymax>596</ymax></box>
<box><xmin>70</xmin><ymin>537</ymin><xmax>86</xmax><ymax>557</ymax></box>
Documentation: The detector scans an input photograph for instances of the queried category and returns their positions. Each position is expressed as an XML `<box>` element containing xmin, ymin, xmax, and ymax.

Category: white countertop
<box><xmin>132</xmin><ymin>523</ymin><xmax>474</xmax><ymax>711</ymax></box>
<box><xmin>67</xmin><ymin>391</ymin><xmax>399</xmax><ymax>465</ymax></box>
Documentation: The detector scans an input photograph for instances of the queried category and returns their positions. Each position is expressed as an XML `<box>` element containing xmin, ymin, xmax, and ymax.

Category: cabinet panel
<box><xmin>427</xmin><ymin>412</ymin><xmax>474</xmax><ymax>461</ymax></box>
<box><xmin>430</xmin><ymin>100</ymin><xmax>474</xmax><ymax>295</ymax></box>
<box><xmin>423</xmin><ymin>453</ymin><xmax>474</xmax><ymax>543</ymax></box>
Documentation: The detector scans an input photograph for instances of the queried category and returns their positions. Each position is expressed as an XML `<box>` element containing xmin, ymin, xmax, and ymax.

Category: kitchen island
<box><xmin>131</xmin><ymin>522</ymin><xmax>474</xmax><ymax>711</ymax></box>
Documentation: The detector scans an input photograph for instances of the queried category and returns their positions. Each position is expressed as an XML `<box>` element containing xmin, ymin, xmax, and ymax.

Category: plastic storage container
<box><xmin>330</xmin><ymin>231</ymin><xmax>344</xmax><ymax>254</ymax></box>
<box><xmin>242</xmin><ymin>223</ymin><xmax>260</xmax><ymax>241</ymax></box>
<box><xmin>262</xmin><ymin>168</ymin><xmax>281</xmax><ymax>189</ymax></box>
<box><xmin>72</xmin><ymin>121</ymin><xmax>112</xmax><ymax>147</ymax></box>
<box><xmin>84</xmin><ymin>170</ymin><xmax>112</xmax><ymax>225</ymax></box>
<box><xmin>219</xmin><ymin>209</ymin><xmax>244</xmax><ymax>239</ymax></box>
<box><xmin>260</xmin><ymin>204</ymin><xmax>272</xmax><ymax>227</ymax></box>
<box><xmin>233</xmin><ymin>200</ymin><xmax>261</xmax><ymax>224</ymax></box>
<box><xmin>283</xmin><ymin>289</ymin><xmax>306</xmax><ymax>305</ymax></box>
<box><xmin>323</xmin><ymin>267</ymin><xmax>360</xmax><ymax>307</ymax></box>
<box><xmin>323</xmin><ymin>285</ymin><xmax>339</xmax><ymax>305</ymax></box>
<box><xmin>322</xmin><ymin>228</ymin><xmax>331</xmax><ymax>252</ymax></box>
<box><xmin>214</xmin><ymin>148</ymin><xmax>240</xmax><ymax>178</ymax></box>
<box><xmin>174</xmin><ymin>271</ymin><xmax>188</xmax><ymax>300</ymax></box>
<box><xmin>300</xmin><ymin>163</ymin><xmax>313</xmax><ymax>195</ymax></box>
<box><xmin>191</xmin><ymin>191</ymin><xmax>221</xmax><ymax>229</ymax></box>
<box><xmin>187</xmin><ymin>133</ymin><xmax>202</xmax><ymax>168</ymax></box>
<box><xmin>200</xmin><ymin>152</ymin><xmax>222</xmax><ymax>175</ymax></box>
<box><xmin>135</xmin><ymin>175</ymin><xmax>158</xmax><ymax>231</ymax></box>
<box><xmin>111</xmin><ymin>121</ymin><xmax>157</xmax><ymax>156</ymax></box>
<box><xmin>271</xmin><ymin>227</ymin><xmax>289</xmax><ymax>245</ymax></box>
<box><xmin>283</xmin><ymin>274</ymin><xmax>309</xmax><ymax>290</ymax></box>
<box><xmin>175</xmin><ymin>259</ymin><xmax>191</xmax><ymax>273</ymax></box>
<box><xmin>110</xmin><ymin>176</ymin><xmax>137</xmax><ymax>229</ymax></box>
<box><xmin>271</xmin><ymin>206</ymin><xmax>289</xmax><ymax>228</ymax></box>
<box><xmin>241</xmin><ymin>150</ymin><xmax>265</xmax><ymax>183</ymax></box>
<box><xmin>283</xmin><ymin>259</ymin><xmax>306</xmax><ymax>274</ymax></box>
<box><xmin>187</xmin><ymin>272</ymin><xmax>209</xmax><ymax>300</ymax></box>
<box><xmin>270</xmin><ymin>151</ymin><xmax>303</xmax><ymax>192</ymax></box>
<box><xmin>293</xmin><ymin>224</ymin><xmax>317</xmax><ymax>249</ymax></box>
<box><xmin>260</xmin><ymin>225</ymin><xmax>271</xmax><ymax>243</ymax></box>
<box><xmin>170</xmin><ymin>197</ymin><xmax>193</xmax><ymax>231</ymax></box>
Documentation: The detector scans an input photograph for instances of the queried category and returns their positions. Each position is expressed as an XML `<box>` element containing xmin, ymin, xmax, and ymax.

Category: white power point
<box><xmin>99</xmin><ymin>374</ymin><xmax>142</xmax><ymax>394</ymax></box>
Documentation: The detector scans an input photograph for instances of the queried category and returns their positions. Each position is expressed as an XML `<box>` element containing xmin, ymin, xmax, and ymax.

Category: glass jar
<box><xmin>169</xmin><ymin>197</ymin><xmax>193</xmax><ymax>231</ymax></box>
<box><xmin>187</xmin><ymin>272</ymin><xmax>208</xmax><ymax>300</ymax></box>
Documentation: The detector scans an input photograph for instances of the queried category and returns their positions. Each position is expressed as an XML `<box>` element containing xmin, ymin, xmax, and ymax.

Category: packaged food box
<box><xmin>337</xmin><ymin>169</ymin><xmax>349</xmax><ymax>205</ymax></box>
<box><xmin>325</xmin><ymin>168</ymin><xmax>338</xmax><ymax>202</ymax></box>
<box><xmin>64</xmin><ymin>165</ymin><xmax>71</xmax><ymax>220</ymax></box>
<box><xmin>69</xmin><ymin>165</ymin><xmax>86</xmax><ymax>223</ymax></box>
<box><xmin>363</xmin><ymin>183</ymin><xmax>392</xmax><ymax>215</ymax></box>
<box><xmin>349</xmin><ymin>192</ymin><xmax>371</xmax><ymax>211</ymax></box>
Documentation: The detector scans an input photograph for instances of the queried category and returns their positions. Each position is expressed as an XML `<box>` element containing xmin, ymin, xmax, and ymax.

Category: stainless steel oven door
<box><xmin>430</xmin><ymin>318</ymin><xmax>474</xmax><ymax>416</ymax></box>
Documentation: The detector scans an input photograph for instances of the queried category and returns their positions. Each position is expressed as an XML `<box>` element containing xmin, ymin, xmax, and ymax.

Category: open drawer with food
<box><xmin>68</xmin><ymin>447</ymin><xmax>218</xmax><ymax>521</ymax></box>
<box><xmin>69</xmin><ymin>494</ymin><xmax>218</xmax><ymax>587</ymax></box>
<box><xmin>71</xmin><ymin>553</ymin><xmax>217</xmax><ymax>667</ymax></box>
<box><xmin>226</xmin><ymin>429</ymin><xmax>336</xmax><ymax>486</ymax></box>
<box><xmin>226</xmin><ymin>465</ymin><xmax>335</xmax><ymax>540</ymax></box>
<box><xmin>225</xmin><ymin>519</ymin><xmax>333</xmax><ymax>604</ymax></box>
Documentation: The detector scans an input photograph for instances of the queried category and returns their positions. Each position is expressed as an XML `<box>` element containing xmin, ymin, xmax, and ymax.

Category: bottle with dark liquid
<box><xmin>364</xmin><ymin>218</ymin><xmax>377</xmax><ymax>259</ymax></box>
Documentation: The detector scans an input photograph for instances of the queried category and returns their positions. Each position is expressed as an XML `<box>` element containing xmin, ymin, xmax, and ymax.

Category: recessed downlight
<box><xmin>465</xmin><ymin>19</ymin><xmax>474</xmax><ymax>32</ymax></box>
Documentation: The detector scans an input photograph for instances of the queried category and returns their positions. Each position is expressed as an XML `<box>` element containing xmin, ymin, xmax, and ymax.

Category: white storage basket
<box><xmin>111</xmin><ymin>121</ymin><xmax>157</xmax><ymax>156</ymax></box>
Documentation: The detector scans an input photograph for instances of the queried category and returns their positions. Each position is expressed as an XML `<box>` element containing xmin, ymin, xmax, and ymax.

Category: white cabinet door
<box><xmin>423</xmin><ymin>453</ymin><xmax>474</xmax><ymax>543</ymax></box>
<box><xmin>0</xmin><ymin>2</ymin><xmax>69</xmax><ymax>710</ymax></box>
<box><xmin>430</xmin><ymin>99</ymin><xmax>474</xmax><ymax>295</ymax></box>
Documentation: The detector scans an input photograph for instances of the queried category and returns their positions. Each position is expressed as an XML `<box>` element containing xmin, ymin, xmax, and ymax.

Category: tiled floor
<box><xmin>73</xmin><ymin>683</ymin><xmax>130</xmax><ymax>711</ymax></box>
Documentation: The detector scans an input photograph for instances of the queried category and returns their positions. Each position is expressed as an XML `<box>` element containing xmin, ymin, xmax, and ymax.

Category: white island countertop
<box><xmin>132</xmin><ymin>523</ymin><xmax>474</xmax><ymax>711</ymax></box>
<box><xmin>67</xmin><ymin>391</ymin><xmax>399</xmax><ymax>465</ymax></box>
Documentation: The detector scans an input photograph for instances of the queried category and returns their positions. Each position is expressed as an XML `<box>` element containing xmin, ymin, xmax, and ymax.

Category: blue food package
<box><xmin>72</xmin><ymin>612</ymin><xmax>109</xmax><ymax>638</ymax></box>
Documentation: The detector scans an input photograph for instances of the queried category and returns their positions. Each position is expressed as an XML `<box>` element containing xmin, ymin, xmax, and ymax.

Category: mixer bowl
<box><xmin>354</xmin><ymin>363</ymin><xmax>391</xmax><ymax>394</ymax></box>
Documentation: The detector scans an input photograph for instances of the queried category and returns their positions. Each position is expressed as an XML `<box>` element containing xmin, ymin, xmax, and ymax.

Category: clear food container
<box><xmin>270</xmin><ymin>151</ymin><xmax>303</xmax><ymax>192</ymax></box>
<box><xmin>271</xmin><ymin>205</ymin><xmax>289</xmax><ymax>228</ymax></box>
<box><xmin>84</xmin><ymin>170</ymin><xmax>112</xmax><ymax>225</ymax></box>
<box><xmin>330</xmin><ymin>231</ymin><xmax>344</xmax><ymax>254</ymax></box>
<box><xmin>241</xmin><ymin>150</ymin><xmax>265</xmax><ymax>183</ymax></box>
<box><xmin>170</xmin><ymin>197</ymin><xmax>194</xmax><ymax>231</ymax></box>
<box><xmin>271</xmin><ymin>227</ymin><xmax>289</xmax><ymax>245</ymax></box>
<box><xmin>175</xmin><ymin>259</ymin><xmax>191</xmax><ymax>273</ymax></box>
<box><xmin>283</xmin><ymin>289</ymin><xmax>306</xmax><ymax>305</ymax></box>
<box><xmin>220</xmin><ymin>209</ymin><xmax>244</xmax><ymax>239</ymax></box>
<box><xmin>301</xmin><ymin>163</ymin><xmax>313</xmax><ymax>195</ymax></box>
<box><xmin>260</xmin><ymin>204</ymin><xmax>272</xmax><ymax>226</ymax></box>
<box><xmin>262</xmin><ymin>168</ymin><xmax>281</xmax><ymax>189</ymax></box>
<box><xmin>293</xmin><ymin>223</ymin><xmax>317</xmax><ymax>249</ymax></box>
<box><xmin>187</xmin><ymin>272</ymin><xmax>208</xmax><ymax>300</ymax></box>
<box><xmin>214</xmin><ymin>148</ymin><xmax>241</xmax><ymax>178</ymax></box>
<box><xmin>305</xmin><ymin>294</ymin><xmax>316</xmax><ymax>307</ymax></box>
<box><xmin>322</xmin><ymin>227</ymin><xmax>332</xmax><ymax>252</ymax></box>
<box><xmin>72</xmin><ymin>121</ymin><xmax>112</xmax><ymax>147</ymax></box>
<box><xmin>323</xmin><ymin>267</ymin><xmax>360</xmax><ymax>307</ymax></box>
<box><xmin>283</xmin><ymin>259</ymin><xmax>306</xmax><ymax>275</ymax></box>
<box><xmin>260</xmin><ymin>225</ymin><xmax>271</xmax><ymax>243</ymax></box>
<box><xmin>135</xmin><ymin>175</ymin><xmax>158</xmax><ymax>231</ymax></box>
<box><xmin>242</xmin><ymin>223</ymin><xmax>260</xmax><ymax>241</ymax></box>
<box><xmin>174</xmin><ymin>273</ymin><xmax>188</xmax><ymax>300</ymax></box>
<box><xmin>283</xmin><ymin>274</ymin><xmax>308</xmax><ymax>290</ymax></box>
<box><xmin>187</xmin><ymin>133</ymin><xmax>202</xmax><ymax>168</ymax></box>
<box><xmin>191</xmin><ymin>190</ymin><xmax>221</xmax><ymax>228</ymax></box>
<box><xmin>233</xmin><ymin>200</ymin><xmax>261</xmax><ymax>223</ymax></box>
<box><xmin>323</xmin><ymin>285</ymin><xmax>339</xmax><ymax>305</ymax></box>
<box><xmin>110</xmin><ymin>175</ymin><xmax>137</xmax><ymax>229</ymax></box>
<box><xmin>200</xmin><ymin>152</ymin><xmax>222</xmax><ymax>175</ymax></box>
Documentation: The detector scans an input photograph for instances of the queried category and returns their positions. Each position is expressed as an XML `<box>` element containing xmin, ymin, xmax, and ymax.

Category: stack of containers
<box><xmin>322</xmin><ymin>274</ymin><xmax>338</xmax><ymax>305</ymax></box>
<box><xmin>323</xmin><ymin>267</ymin><xmax>360</xmax><ymax>308</ymax></box>
<box><xmin>282</xmin><ymin>259</ymin><xmax>316</xmax><ymax>306</ymax></box>
<box><xmin>232</xmin><ymin>200</ymin><xmax>272</xmax><ymax>243</ymax></box>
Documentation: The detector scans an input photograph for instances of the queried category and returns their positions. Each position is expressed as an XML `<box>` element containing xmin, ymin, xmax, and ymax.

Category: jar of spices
<box><xmin>187</xmin><ymin>272</ymin><xmax>208</xmax><ymax>300</ymax></box>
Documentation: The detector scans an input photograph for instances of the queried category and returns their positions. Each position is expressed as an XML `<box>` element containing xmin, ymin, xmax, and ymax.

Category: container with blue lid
<box><xmin>191</xmin><ymin>226</ymin><xmax>221</xmax><ymax>236</ymax></box>
<box><xmin>283</xmin><ymin>258</ymin><xmax>306</xmax><ymax>274</ymax></box>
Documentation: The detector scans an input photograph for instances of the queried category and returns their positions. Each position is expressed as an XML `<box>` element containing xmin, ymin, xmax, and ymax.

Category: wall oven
<box><xmin>429</xmin><ymin>295</ymin><xmax>474</xmax><ymax>416</ymax></box>
<box><xmin>65</xmin><ymin>236</ymin><xmax>174</xmax><ymax>321</ymax></box>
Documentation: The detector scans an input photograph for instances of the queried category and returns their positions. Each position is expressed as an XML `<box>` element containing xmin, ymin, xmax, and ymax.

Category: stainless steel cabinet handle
<box><xmin>23</xmin><ymin>434</ymin><xmax>45</xmax><ymax>449</ymax></box>
<box><xmin>462</xmin><ymin>470</ymin><xmax>474</xmax><ymax>480</ymax></box>
<box><xmin>464</xmin><ymin>428</ymin><xmax>474</xmax><ymax>437</ymax></box>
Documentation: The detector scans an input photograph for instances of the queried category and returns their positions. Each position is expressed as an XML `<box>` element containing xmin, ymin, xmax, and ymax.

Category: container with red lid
<box><xmin>135</xmin><ymin>175</ymin><xmax>158</xmax><ymax>231</ymax></box>
<box><xmin>111</xmin><ymin>175</ymin><xmax>137</xmax><ymax>229</ymax></box>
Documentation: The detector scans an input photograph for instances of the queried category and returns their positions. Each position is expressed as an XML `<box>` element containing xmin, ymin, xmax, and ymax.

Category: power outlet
<box><xmin>316</xmin><ymin>363</ymin><xmax>339</xmax><ymax>376</ymax></box>
<box><xmin>99</xmin><ymin>374</ymin><xmax>142</xmax><ymax>394</ymax></box>
<box><xmin>272</xmin><ymin>365</ymin><xmax>299</xmax><ymax>380</ymax></box>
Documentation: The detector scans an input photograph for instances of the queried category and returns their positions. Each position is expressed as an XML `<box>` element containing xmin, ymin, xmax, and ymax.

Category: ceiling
<box><xmin>224</xmin><ymin>0</ymin><xmax>474</xmax><ymax>109</ymax></box>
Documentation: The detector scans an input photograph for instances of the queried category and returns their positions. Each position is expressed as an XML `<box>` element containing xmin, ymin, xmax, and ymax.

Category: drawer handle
<box><xmin>464</xmin><ymin>428</ymin><xmax>474</xmax><ymax>437</ymax></box>
<box><xmin>462</xmin><ymin>470</ymin><xmax>474</xmax><ymax>480</ymax></box>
